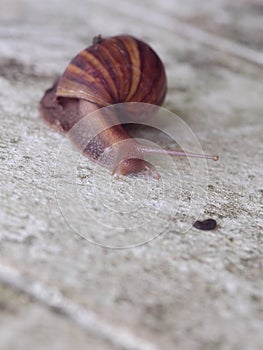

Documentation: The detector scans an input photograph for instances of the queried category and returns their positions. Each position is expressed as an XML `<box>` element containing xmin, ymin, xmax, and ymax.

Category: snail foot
<box><xmin>112</xmin><ymin>159</ymin><xmax>160</xmax><ymax>180</ymax></box>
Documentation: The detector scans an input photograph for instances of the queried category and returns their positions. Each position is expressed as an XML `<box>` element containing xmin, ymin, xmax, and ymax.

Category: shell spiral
<box><xmin>56</xmin><ymin>35</ymin><xmax>167</xmax><ymax>108</ymax></box>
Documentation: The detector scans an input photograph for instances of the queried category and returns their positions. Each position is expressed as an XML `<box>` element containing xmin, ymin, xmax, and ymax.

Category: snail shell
<box><xmin>56</xmin><ymin>34</ymin><xmax>166</xmax><ymax>109</ymax></box>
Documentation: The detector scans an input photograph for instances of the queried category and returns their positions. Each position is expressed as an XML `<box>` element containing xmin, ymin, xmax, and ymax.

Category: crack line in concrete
<box><xmin>0</xmin><ymin>262</ymin><xmax>159</xmax><ymax>350</ymax></box>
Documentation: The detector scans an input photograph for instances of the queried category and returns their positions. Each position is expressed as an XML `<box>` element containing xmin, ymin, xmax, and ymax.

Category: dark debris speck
<box><xmin>193</xmin><ymin>218</ymin><xmax>217</xmax><ymax>231</ymax></box>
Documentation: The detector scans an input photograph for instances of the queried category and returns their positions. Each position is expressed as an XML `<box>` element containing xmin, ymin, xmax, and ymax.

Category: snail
<box><xmin>39</xmin><ymin>34</ymin><xmax>218</xmax><ymax>178</ymax></box>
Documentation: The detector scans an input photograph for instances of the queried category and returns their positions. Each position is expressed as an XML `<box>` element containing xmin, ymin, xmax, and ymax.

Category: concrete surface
<box><xmin>0</xmin><ymin>0</ymin><xmax>262</xmax><ymax>349</ymax></box>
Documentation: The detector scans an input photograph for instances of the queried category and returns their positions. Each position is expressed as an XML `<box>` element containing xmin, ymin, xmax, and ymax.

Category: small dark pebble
<box><xmin>193</xmin><ymin>218</ymin><xmax>217</xmax><ymax>231</ymax></box>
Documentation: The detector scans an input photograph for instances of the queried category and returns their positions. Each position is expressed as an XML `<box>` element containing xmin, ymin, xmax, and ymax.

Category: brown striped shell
<box><xmin>56</xmin><ymin>34</ymin><xmax>167</xmax><ymax>109</ymax></box>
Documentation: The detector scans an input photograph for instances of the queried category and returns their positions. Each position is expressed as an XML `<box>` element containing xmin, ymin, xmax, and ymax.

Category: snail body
<box><xmin>39</xmin><ymin>34</ymin><xmax>217</xmax><ymax>177</ymax></box>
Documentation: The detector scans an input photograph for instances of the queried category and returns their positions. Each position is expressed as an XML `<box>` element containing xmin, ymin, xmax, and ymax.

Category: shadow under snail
<box><xmin>39</xmin><ymin>34</ymin><xmax>218</xmax><ymax>178</ymax></box>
